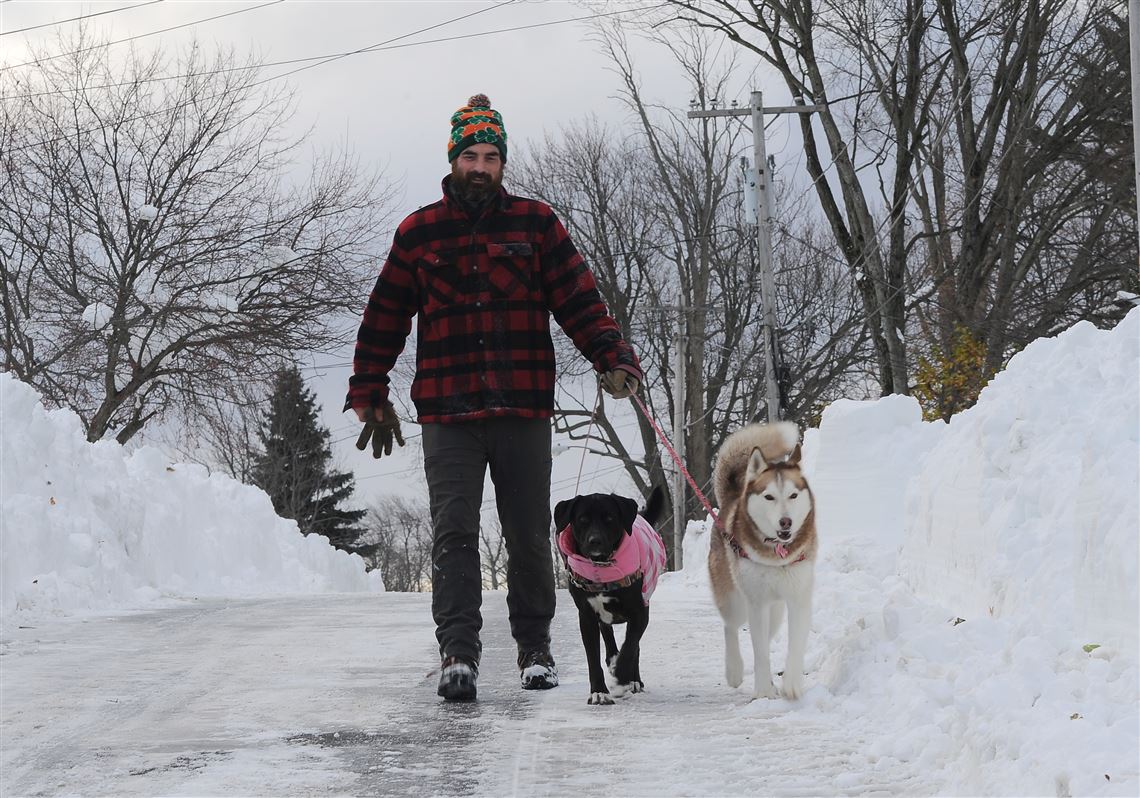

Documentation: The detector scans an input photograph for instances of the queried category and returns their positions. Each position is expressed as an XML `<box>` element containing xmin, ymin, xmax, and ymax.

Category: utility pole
<box><xmin>672</xmin><ymin>321</ymin><xmax>686</xmax><ymax>570</ymax></box>
<box><xmin>654</xmin><ymin>300</ymin><xmax>712</xmax><ymax>570</ymax></box>
<box><xmin>688</xmin><ymin>91</ymin><xmax>823</xmax><ymax>421</ymax></box>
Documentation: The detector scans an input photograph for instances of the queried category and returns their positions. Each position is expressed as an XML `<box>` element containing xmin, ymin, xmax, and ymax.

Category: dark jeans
<box><xmin>422</xmin><ymin>417</ymin><xmax>555</xmax><ymax>666</ymax></box>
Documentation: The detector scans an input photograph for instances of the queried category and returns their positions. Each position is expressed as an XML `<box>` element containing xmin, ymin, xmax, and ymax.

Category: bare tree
<box><xmin>660</xmin><ymin>0</ymin><xmax>1135</xmax><ymax>418</ymax></box>
<box><xmin>0</xmin><ymin>33</ymin><xmax>398</xmax><ymax>443</ymax></box>
<box><xmin>355</xmin><ymin>496</ymin><xmax>434</xmax><ymax>591</ymax></box>
<box><xmin>479</xmin><ymin>517</ymin><xmax>508</xmax><ymax>590</ymax></box>
<box><xmin>662</xmin><ymin>0</ymin><xmax>912</xmax><ymax>395</ymax></box>
<box><xmin>911</xmin><ymin>0</ymin><xmax>1135</xmax><ymax>375</ymax></box>
<box><xmin>513</xmin><ymin>26</ymin><xmax>867</xmax><ymax>561</ymax></box>
<box><xmin>771</xmin><ymin>218</ymin><xmax>873</xmax><ymax>424</ymax></box>
<box><xmin>513</xmin><ymin>118</ymin><xmax>670</xmax><ymax>526</ymax></box>
<box><xmin>165</xmin><ymin>382</ymin><xmax>265</xmax><ymax>483</ymax></box>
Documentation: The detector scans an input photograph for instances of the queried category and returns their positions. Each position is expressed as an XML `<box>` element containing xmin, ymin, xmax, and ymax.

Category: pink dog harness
<box><xmin>557</xmin><ymin>516</ymin><xmax>667</xmax><ymax>606</ymax></box>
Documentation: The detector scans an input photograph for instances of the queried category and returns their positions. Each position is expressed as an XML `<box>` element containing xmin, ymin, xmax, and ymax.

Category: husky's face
<box><xmin>743</xmin><ymin>446</ymin><xmax>812</xmax><ymax>543</ymax></box>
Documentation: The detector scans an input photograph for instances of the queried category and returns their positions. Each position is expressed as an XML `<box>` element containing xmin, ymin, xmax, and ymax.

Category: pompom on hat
<box><xmin>448</xmin><ymin>93</ymin><xmax>507</xmax><ymax>162</ymax></box>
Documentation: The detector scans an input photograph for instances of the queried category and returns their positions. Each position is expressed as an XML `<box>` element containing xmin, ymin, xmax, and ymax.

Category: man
<box><xmin>346</xmin><ymin>94</ymin><xmax>642</xmax><ymax>702</ymax></box>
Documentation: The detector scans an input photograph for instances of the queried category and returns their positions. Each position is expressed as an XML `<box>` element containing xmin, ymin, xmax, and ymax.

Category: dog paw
<box><xmin>751</xmin><ymin>682</ymin><xmax>779</xmax><ymax>700</ymax></box>
<box><xmin>611</xmin><ymin>680</ymin><xmax>644</xmax><ymax>698</ymax></box>
<box><xmin>781</xmin><ymin>674</ymin><xmax>805</xmax><ymax>700</ymax></box>
<box><xmin>726</xmin><ymin>652</ymin><xmax>744</xmax><ymax>688</ymax></box>
<box><xmin>587</xmin><ymin>692</ymin><xmax>615</xmax><ymax>705</ymax></box>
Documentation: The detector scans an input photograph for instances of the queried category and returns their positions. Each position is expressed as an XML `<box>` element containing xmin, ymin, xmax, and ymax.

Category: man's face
<box><xmin>451</xmin><ymin>143</ymin><xmax>503</xmax><ymax>203</ymax></box>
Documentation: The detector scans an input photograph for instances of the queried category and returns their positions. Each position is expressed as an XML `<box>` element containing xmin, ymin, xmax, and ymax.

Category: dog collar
<box><xmin>764</xmin><ymin>537</ymin><xmax>807</xmax><ymax>564</ymax></box>
<box><xmin>567</xmin><ymin>568</ymin><xmax>644</xmax><ymax>593</ymax></box>
<box><xmin>724</xmin><ymin>526</ymin><xmax>805</xmax><ymax>564</ymax></box>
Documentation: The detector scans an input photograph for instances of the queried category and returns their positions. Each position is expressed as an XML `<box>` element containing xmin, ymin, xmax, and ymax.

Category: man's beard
<box><xmin>451</xmin><ymin>167</ymin><xmax>503</xmax><ymax>206</ymax></box>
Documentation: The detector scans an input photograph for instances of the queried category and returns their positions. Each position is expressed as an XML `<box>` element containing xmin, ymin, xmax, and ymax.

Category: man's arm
<box><xmin>344</xmin><ymin>231</ymin><xmax>419</xmax><ymax>413</ymax></box>
<box><xmin>539</xmin><ymin>209</ymin><xmax>643</xmax><ymax>382</ymax></box>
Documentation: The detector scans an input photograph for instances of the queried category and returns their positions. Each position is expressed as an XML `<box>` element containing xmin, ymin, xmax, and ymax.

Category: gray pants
<box><xmin>422</xmin><ymin>417</ymin><xmax>556</xmax><ymax>666</ymax></box>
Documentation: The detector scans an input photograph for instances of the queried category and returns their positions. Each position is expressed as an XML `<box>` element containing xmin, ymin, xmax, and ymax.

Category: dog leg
<box><xmin>748</xmin><ymin>601</ymin><xmax>778</xmax><ymax>700</ymax></box>
<box><xmin>723</xmin><ymin>623</ymin><xmax>744</xmax><ymax>688</ymax></box>
<box><xmin>719</xmin><ymin>588</ymin><xmax>746</xmax><ymax>688</ymax></box>
<box><xmin>611</xmin><ymin>608</ymin><xmax>648</xmax><ymax>697</ymax></box>
<box><xmin>578</xmin><ymin>609</ymin><xmax>613</xmax><ymax>705</ymax></box>
<box><xmin>782</xmin><ymin>591</ymin><xmax>812</xmax><ymax>700</ymax></box>
<box><xmin>600</xmin><ymin>623</ymin><xmax>619</xmax><ymax>675</ymax></box>
<box><xmin>768</xmin><ymin>600</ymin><xmax>785</xmax><ymax>642</ymax></box>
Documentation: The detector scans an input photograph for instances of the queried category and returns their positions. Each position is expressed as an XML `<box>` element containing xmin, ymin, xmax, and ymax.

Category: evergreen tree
<box><xmin>252</xmin><ymin>366</ymin><xmax>366</xmax><ymax>551</ymax></box>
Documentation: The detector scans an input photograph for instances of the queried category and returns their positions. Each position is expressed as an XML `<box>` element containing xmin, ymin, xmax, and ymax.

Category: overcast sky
<box><xmin>1</xmin><ymin>0</ymin><xmax>792</xmax><ymax>511</ymax></box>
<box><xmin>1</xmin><ymin>1</ymin><xmax>697</xmax><ymax>200</ymax></box>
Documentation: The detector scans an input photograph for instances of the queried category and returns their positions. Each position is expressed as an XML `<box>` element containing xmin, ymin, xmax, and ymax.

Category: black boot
<box><xmin>518</xmin><ymin>649</ymin><xmax>558</xmax><ymax>690</ymax></box>
<box><xmin>437</xmin><ymin>656</ymin><xmax>478</xmax><ymax>701</ymax></box>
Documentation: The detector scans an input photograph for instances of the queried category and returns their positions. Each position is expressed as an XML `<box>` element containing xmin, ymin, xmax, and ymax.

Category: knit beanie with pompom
<box><xmin>448</xmin><ymin>93</ymin><xmax>507</xmax><ymax>162</ymax></box>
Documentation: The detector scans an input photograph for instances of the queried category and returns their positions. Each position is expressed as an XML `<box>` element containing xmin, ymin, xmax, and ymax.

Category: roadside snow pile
<box><xmin>664</xmin><ymin>308</ymin><xmax>1138</xmax><ymax>797</ymax></box>
<box><xmin>0</xmin><ymin>373</ymin><xmax>382</xmax><ymax>625</ymax></box>
<box><xmin>901</xmin><ymin>310</ymin><xmax>1139</xmax><ymax>650</ymax></box>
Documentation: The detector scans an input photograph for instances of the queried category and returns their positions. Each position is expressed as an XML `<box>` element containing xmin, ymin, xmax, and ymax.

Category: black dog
<box><xmin>554</xmin><ymin>486</ymin><xmax>666</xmax><ymax>705</ymax></box>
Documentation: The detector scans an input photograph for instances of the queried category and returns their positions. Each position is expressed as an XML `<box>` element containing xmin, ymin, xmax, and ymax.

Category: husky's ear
<box><xmin>553</xmin><ymin>497</ymin><xmax>577</xmax><ymax>532</ymax></box>
<box><xmin>787</xmin><ymin>443</ymin><xmax>803</xmax><ymax>466</ymax></box>
<box><xmin>745</xmin><ymin>447</ymin><xmax>768</xmax><ymax>480</ymax></box>
<box><xmin>611</xmin><ymin>494</ymin><xmax>639</xmax><ymax>534</ymax></box>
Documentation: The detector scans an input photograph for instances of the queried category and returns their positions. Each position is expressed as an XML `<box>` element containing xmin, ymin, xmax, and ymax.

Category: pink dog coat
<box><xmin>557</xmin><ymin>515</ymin><xmax>667</xmax><ymax>606</ymax></box>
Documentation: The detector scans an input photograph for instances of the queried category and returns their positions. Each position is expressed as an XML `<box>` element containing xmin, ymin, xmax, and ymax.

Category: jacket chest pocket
<box><xmin>417</xmin><ymin>250</ymin><xmax>463</xmax><ymax>313</ymax></box>
<box><xmin>485</xmin><ymin>242</ymin><xmax>536</xmax><ymax>299</ymax></box>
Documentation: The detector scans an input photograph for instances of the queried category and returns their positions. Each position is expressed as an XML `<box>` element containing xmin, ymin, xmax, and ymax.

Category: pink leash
<box><xmin>630</xmin><ymin>392</ymin><xmax>797</xmax><ymax>563</ymax></box>
<box><xmin>630</xmin><ymin>392</ymin><xmax>721</xmax><ymax>530</ymax></box>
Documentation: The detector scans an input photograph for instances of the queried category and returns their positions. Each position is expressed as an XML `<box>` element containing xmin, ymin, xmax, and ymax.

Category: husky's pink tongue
<box><xmin>775</xmin><ymin>542</ymin><xmax>789</xmax><ymax>558</ymax></box>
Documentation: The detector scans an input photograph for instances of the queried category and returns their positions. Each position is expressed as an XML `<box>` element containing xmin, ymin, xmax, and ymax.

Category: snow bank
<box><xmin>901</xmin><ymin>311</ymin><xmax>1139</xmax><ymax>651</ymax></box>
<box><xmin>664</xmin><ymin>309</ymin><xmax>1138</xmax><ymax>797</ymax></box>
<box><xmin>813</xmin><ymin>311</ymin><xmax>1139</xmax><ymax>797</ymax></box>
<box><xmin>809</xmin><ymin>393</ymin><xmax>946</xmax><ymax>550</ymax></box>
<box><xmin>0</xmin><ymin>373</ymin><xmax>382</xmax><ymax>625</ymax></box>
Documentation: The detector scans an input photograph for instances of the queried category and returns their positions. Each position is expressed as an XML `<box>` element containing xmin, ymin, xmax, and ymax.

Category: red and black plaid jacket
<box><xmin>346</xmin><ymin>177</ymin><xmax>642</xmax><ymax>424</ymax></box>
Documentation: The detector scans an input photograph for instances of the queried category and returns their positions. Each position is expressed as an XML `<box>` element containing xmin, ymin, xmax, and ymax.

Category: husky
<box><xmin>708</xmin><ymin>422</ymin><xmax>817</xmax><ymax>700</ymax></box>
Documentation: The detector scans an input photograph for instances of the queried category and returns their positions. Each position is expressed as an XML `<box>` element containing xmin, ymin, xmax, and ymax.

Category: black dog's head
<box><xmin>554</xmin><ymin>493</ymin><xmax>639</xmax><ymax>562</ymax></box>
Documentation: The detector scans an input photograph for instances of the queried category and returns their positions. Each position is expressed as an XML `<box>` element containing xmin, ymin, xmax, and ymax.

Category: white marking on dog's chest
<box><xmin>587</xmin><ymin>594</ymin><xmax>617</xmax><ymax>624</ymax></box>
<box><xmin>735</xmin><ymin>557</ymin><xmax>814</xmax><ymax>600</ymax></box>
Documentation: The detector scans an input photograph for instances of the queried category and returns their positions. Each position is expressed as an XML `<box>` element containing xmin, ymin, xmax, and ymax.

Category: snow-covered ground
<box><xmin>1</xmin><ymin>309</ymin><xmax>1137</xmax><ymax>796</ymax></box>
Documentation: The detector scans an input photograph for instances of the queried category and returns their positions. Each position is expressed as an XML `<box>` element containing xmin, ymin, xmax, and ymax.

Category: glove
<box><xmin>600</xmin><ymin>369</ymin><xmax>640</xmax><ymax>399</ymax></box>
<box><xmin>355</xmin><ymin>401</ymin><xmax>406</xmax><ymax>459</ymax></box>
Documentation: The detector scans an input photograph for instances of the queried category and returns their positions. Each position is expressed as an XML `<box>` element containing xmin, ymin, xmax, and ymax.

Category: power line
<box><xmin>6</xmin><ymin>0</ymin><xmax>518</xmax><ymax>152</ymax></box>
<box><xmin>238</xmin><ymin>0</ymin><xmax>524</xmax><ymax>98</ymax></box>
<box><xmin>3</xmin><ymin>0</ymin><xmax>284</xmax><ymax>71</ymax></box>
<box><xmin>4</xmin><ymin>1</ymin><xmax>670</xmax><ymax>98</ymax></box>
<box><xmin>0</xmin><ymin>0</ymin><xmax>164</xmax><ymax>37</ymax></box>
